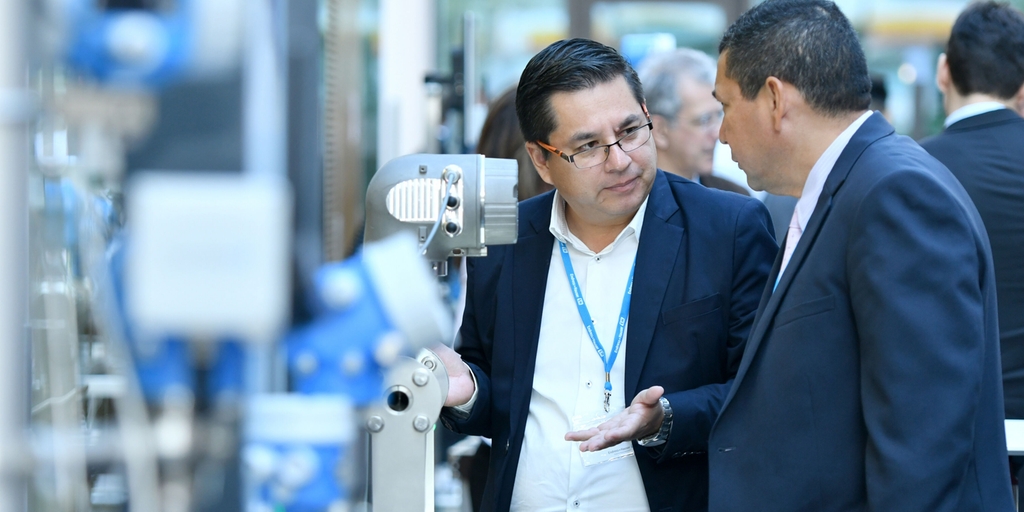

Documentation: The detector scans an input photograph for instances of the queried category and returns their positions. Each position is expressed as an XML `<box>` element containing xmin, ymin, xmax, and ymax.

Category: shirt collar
<box><xmin>549</xmin><ymin>190</ymin><xmax>649</xmax><ymax>255</ymax></box>
<box><xmin>944</xmin><ymin>102</ymin><xmax>1007</xmax><ymax>128</ymax></box>
<box><xmin>793</xmin><ymin>110</ymin><xmax>873</xmax><ymax>231</ymax></box>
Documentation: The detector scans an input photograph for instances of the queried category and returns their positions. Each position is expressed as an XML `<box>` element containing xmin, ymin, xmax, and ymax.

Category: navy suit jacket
<box><xmin>708</xmin><ymin>113</ymin><xmax>1014</xmax><ymax>511</ymax></box>
<box><xmin>920</xmin><ymin>108</ymin><xmax>1024</xmax><ymax>419</ymax></box>
<box><xmin>441</xmin><ymin>170</ymin><xmax>777</xmax><ymax>511</ymax></box>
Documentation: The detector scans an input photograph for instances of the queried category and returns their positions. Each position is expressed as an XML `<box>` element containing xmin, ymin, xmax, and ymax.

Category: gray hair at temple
<box><xmin>638</xmin><ymin>48</ymin><xmax>717</xmax><ymax>123</ymax></box>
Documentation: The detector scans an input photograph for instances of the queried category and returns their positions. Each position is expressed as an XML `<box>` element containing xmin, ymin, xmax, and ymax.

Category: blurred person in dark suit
<box><xmin>920</xmin><ymin>0</ymin><xmax>1024</xmax><ymax>424</ymax></box>
<box><xmin>639</xmin><ymin>48</ymin><xmax>749</xmax><ymax>196</ymax></box>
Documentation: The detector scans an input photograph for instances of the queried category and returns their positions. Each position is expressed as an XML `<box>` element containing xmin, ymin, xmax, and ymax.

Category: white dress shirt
<box><xmin>777</xmin><ymin>111</ymin><xmax>873</xmax><ymax>282</ymax></box>
<box><xmin>510</xmin><ymin>191</ymin><xmax>650</xmax><ymax>512</ymax></box>
<box><xmin>944</xmin><ymin>101</ymin><xmax>1007</xmax><ymax>127</ymax></box>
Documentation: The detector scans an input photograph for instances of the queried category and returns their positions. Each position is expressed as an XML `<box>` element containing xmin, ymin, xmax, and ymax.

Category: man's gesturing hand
<box><xmin>564</xmin><ymin>386</ymin><xmax>666</xmax><ymax>452</ymax></box>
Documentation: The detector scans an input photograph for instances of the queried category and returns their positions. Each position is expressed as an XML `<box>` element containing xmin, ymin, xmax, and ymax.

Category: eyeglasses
<box><xmin>535</xmin><ymin>120</ymin><xmax>653</xmax><ymax>170</ymax></box>
<box><xmin>685</xmin><ymin>109</ymin><xmax>724</xmax><ymax>133</ymax></box>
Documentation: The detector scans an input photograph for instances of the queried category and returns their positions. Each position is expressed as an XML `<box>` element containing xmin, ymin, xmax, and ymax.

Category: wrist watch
<box><xmin>637</xmin><ymin>396</ymin><xmax>673</xmax><ymax>447</ymax></box>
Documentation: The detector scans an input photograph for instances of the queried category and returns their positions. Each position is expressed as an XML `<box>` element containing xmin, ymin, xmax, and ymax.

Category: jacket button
<box><xmin>505</xmin><ymin>440</ymin><xmax>510</xmax><ymax>453</ymax></box>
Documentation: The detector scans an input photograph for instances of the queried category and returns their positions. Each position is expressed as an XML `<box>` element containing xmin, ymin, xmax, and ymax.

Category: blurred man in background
<box><xmin>920</xmin><ymin>0</ymin><xmax>1024</xmax><ymax>435</ymax></box>
<box><xmin>640</xmin><ymin>48</ymin><xmax>748</xmax><ymax>195</ymax></box>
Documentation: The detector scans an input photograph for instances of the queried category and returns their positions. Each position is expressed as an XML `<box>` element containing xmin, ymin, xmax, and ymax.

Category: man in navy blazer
<box><xmin>433</xmin><ymin>38</ymin><xmax>777</xmax><ymax>511</ymax></box>
<box><xmin>920</xmin><ymin>1</ymin><xmax>1024</xmax><ymax>422</ymax></box>
<box><xmin>704</xmin><ymin>1</ymin><xmax>1012</xmax><ymax>510</ymax></box>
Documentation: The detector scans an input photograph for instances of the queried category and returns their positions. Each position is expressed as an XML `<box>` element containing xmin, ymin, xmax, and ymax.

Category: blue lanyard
<box><xmin>558</xmin><ymin>240</ymin><xmax>636</xmax><ymax>412</ymax></box>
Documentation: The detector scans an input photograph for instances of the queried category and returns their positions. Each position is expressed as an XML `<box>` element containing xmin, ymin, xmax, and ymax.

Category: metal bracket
<box><xmin>366</xmin><ymin>348</ymin><xmax>449</xmax><ymax>511</ymax></box>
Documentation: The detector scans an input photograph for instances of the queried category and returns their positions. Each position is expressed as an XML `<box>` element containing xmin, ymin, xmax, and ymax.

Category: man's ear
<box><xmin>525</xmin><ymin>142</ymin><xmax>555</xmax><ymax>185</ymax></box>
<box><xmin>936</xmin><ymin>53</ymin><xmax>951</xmax><ymax>96</ymax></box>
<box><xmin>763</xmin><ymin>76</ymin><xmax>787</xmax><ymax>131</ymax></box>
<box><xmin>650</xmin><ymin>114</ymin><xmax>672</xmax><ymax>150</ymax></box>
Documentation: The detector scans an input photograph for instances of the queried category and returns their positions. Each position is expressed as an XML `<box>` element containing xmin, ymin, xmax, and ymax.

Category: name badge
<box><xmin>571</xmin><ymin>408</ymin><xmax>635</xmax><ymax>467</ymax></box>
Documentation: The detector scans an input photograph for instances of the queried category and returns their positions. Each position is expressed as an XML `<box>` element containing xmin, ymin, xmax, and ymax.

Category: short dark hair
<box><xmin>946</xmin><ymin>1</ymin><xmax>1024</xmax><ymax>99</ymax></box>
<box><xmin>718</xmin><ymin>0</ymin><xmax>871</xmax><ymax>116</ymax></box>
<box><xmin>516</xmin><ymin>38</ymin><xmax>645</xmax><ymax>149</ymax></box>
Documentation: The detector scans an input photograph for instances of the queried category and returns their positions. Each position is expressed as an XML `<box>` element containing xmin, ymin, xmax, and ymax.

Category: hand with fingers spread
<box><xmin>565</xmin><ymin>386</ymin><xmax>666</xmax><ymax>452</ymax></box>
<box><xmin>430</xmin><ymin>343</ymin><xmax>477</xmax><ymax>407</ymax></box>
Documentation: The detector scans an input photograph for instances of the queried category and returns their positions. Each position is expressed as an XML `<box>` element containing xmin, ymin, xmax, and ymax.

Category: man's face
<box><xmin>656</xmin><ymin>78</ymin><xmax>722</xmax><ymax>179</ymax></box>
<box><xmin>714</xmin><ymin>53</ymin><xmax>780</xmax><ymax>193</ymax></box>
<box><xmin>528</xmin><ymin>75</ymin><xmax>657</xmax><ymax>229</ymax></box>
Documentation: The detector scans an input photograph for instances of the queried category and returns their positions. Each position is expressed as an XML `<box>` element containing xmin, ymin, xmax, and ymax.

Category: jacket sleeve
<box><xmin>849</xmin><ymin>171</ymin><xmax>990</xmax><ymax>511</ymax></box>
<box><xmin>439</xmin><ymin>253</ymin><xmax>497</xmax><ymax>437</ymax></box>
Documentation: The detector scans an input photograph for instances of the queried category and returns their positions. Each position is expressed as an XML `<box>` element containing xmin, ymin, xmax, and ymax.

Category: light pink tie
<box><xmin>780</xmin><ymin>210</ymin><xmax>802</xmax><ymax>275</ymax></box>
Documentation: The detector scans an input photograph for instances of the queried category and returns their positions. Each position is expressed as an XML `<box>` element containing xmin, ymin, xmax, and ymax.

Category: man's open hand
<box><xmin>564</xmin><ymin>386</ymin><xmax>666</xmax><ymax>451</ymax></box>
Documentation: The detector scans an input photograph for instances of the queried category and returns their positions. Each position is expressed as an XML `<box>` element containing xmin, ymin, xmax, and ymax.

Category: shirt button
<box><xmin>595</xmin><ymin>256</ymin><xmax>601</xmax><ymax>262</ymax></box>
<box><xmin>586</xmin><ymin>381</ymin><xmax>592</xmax><ymax>388</ymax></box>
<box><xmin>573</xmin><ymin>499</ymin><xmax>581</xmax><ymax>508</ymax></box>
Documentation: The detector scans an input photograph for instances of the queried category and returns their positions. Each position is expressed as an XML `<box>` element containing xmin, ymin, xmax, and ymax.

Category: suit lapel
<box><xmin>624</xmin><ymin>171</ymin><xmax>683</xmax><ymax>399</ymax></box>
<box><xmin>750</xmin><ymin>243</ymin><xmax>785</xmax><ymax>340</ymax></box>
<box><xmin>719</xmin><ymin>112</ymin><xmax>895</xmax><ymax>411</ymax></box>
<box><xmin>509</xmin><ymin>196</ymin><xmax>555</xmax><ymax>429</ymax></box>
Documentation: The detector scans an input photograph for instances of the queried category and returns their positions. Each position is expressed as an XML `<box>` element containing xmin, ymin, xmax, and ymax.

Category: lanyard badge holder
<box><xmin>560</xmin><ymin>240</ymin><xmax>638</xmax><ymax>466</ymax></box>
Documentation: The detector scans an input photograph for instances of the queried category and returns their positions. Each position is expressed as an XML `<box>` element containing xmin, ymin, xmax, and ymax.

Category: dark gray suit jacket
<box><xmin>442</xmin><ymin>170</ymin><xmax>777</xmax><ymax>511</ymax></box>
<box><xmin>708</xmin><ymin>113</ymin><xmax>1014</xmax><ymax>511</ymax></box>
<box><xmin>921</xmin><ymin>108</ymin><xmax>1024</xmax><ymax>419</ymax></box>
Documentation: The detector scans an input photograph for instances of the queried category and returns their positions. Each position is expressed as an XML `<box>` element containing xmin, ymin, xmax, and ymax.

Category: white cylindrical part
<box><xmin>378</xmin><ymin>0</ymin><xmax>435</xmax><ymax>165</ymax></box>
<box><xmin>0</xmin><ymin>0</ymin><xmax>29</xmax><ymax>507</ymax></box>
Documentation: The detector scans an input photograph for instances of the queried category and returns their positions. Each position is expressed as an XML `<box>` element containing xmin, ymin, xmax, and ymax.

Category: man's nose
<box><xmin>606</xmin><ymin>141</ymin><xmax>631</xmax><ymax>169</ymax></box>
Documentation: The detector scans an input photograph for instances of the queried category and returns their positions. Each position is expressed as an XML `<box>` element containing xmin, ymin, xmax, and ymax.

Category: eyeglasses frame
<box><xmin>534</xmin><ymin>106</ymin><xmax>654</xmax><ymax>170</ymax></box>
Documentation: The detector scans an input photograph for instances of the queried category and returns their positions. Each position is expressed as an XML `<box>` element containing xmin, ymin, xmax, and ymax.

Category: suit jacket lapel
<box><xmin>509</xmin><ymin>195</ymin><xmax>555</xmax><ymax>429</ymax></box>
<box><xmin>720</xmin><ymin>112</ymin><xmax>895</xmax><ymax>410</ymax></box>
<box><xmin>625</xmin><ymin>171</ymin><xmax>683</xmax><ymax>400</ymax></box>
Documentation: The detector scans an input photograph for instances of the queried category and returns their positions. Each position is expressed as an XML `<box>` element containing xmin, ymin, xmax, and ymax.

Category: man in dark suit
<box><xmin>920</xmin><ymin>0</ymin><xmax>1024</xmax><ymax>422</ymax></box>
<box><xmin>706</xmin><ymin>1</ymin><xmax>1012</xmax><ymax>509</ymax></box>
<box><xmin>573</xmin><ymin>1</ymin><xmax>1013</xmax><ymax>510</ymax></box>
<box><xmin>638</xmin><ymin>48</ymin><xmax>749</xmax><ymax>196</ymax></box>
<box><xmin>432</xmin><ymin>38</ymin><xmax>777</xmax><ymax>511</ymax></box>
